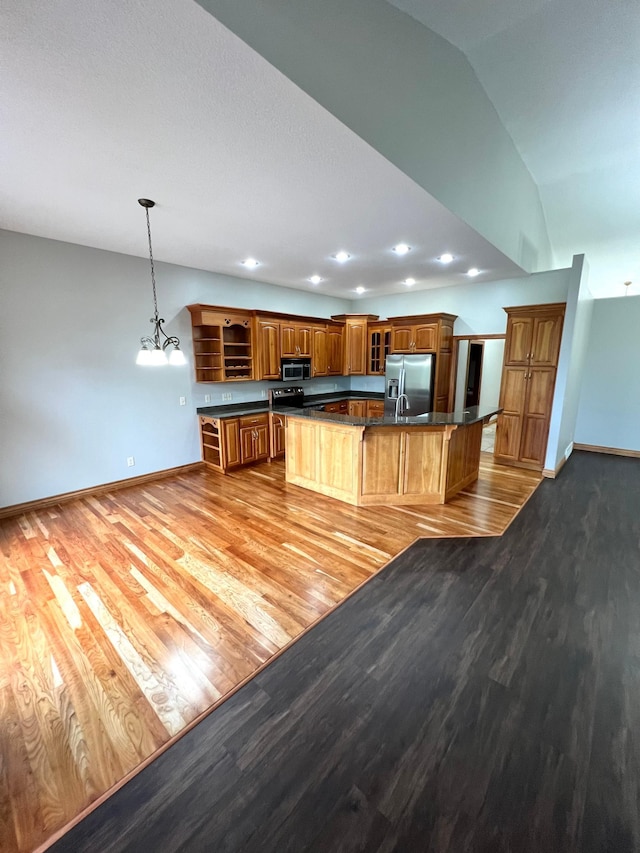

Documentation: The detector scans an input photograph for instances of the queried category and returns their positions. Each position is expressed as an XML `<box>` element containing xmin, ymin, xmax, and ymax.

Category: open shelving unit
<box><xmin>188</xmin><ymin>305</ymin><xmax>254</xmax><ymax>383</ymax></box>
<box><xmin>200</xmin><ymin>419</ymin><xmax>222</xmax><ymax>468</ymax></box>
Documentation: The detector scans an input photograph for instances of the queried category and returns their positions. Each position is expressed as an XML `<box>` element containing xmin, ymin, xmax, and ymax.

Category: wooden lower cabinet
<box><xmin>366</xmin><ymin>399</ymin><xmax>385</xmax><ymax>418</ymax></box>
<box><xmin>270</xmin><ymin>412</ymin><xmax>286</xmax><ymax>459</ymax></box>
<box><xmin>200</xmin><ymin>412</ymin><xmax>275</xmax><ymax>472</ymax></box>
<box><xmin>239</xmin><ymin>414</ymin><xmax>269</xmax><ymax>464</ymax></box>
<box><xmin>324</xmin><ymin>401</ymin><xmax>348</xmax><ymax>414</ymax></box>
<box><xmin>347</xmin><ymin>400</ymin><xmax>367</xmax><ymax>417</ymax></box>
<box><xmin>200</xmin><ymin>416</ymin><xmax>241</xmax><ymax>471</ymax></box>
<box><xmin>495</xmin><ymin>303</ymin><xmax>564</xmax><ymax>470</ymax></box>
<box><xmin>286</xmin><ymin>416</ymin><xmax>484</xmax><ymax>506</ymax></box>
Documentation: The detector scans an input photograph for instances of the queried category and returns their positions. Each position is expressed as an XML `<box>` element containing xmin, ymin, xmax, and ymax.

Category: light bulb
<box><xmin>169</xmin><ymin>347</ymin><xmax>187</xmax><ymax>366</ymax></box>
<box><xmin>148</xmin><ymin>347</ymin><xmax>168</xmax><ymax>365</ymax></box>
<box><xmin>392</xmin><ymin>243</ymin><xmax>411</xmax><ymax>255</ymax></box>
<box><xmin>136</xmin><ymin>347</ymin><xmax>153</xmax><ymax>366</ymax></box>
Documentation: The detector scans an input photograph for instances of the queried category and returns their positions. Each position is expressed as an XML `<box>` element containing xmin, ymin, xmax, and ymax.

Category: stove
<box><xmin>269</xmin><ymin>386</ymin><xmax>305</xmax><ymax>409</ymax></box>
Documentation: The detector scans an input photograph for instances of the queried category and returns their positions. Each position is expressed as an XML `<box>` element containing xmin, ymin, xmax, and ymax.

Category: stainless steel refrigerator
<box><xmin>384</xmin><ymin>353</ymin><xmax>436</xmax><ymax>417</ymax></box>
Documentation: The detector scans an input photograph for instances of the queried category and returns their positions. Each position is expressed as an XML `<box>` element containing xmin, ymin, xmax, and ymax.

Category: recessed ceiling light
<box><xmin>355</xmin><ymin>286</ymin><xmax>366</xmax><ymax>294</ymax></box>
<box><xmin>403</xmin><ymin>278</ymin><xmax>416</xmax><ymax>286</ymax></box>
<box><xmin>438</xmin><ymin>253</ymin><xmax>454</xmax><ymax>264</ymax></box>
<box><xmin>241</xmin><ymin>257</ymin><xmax>260</xmax><ymax>268</ymax></box>
<box><xmin>332</xmin><ymin>251</ymin><xmax>351</xmax><ymax>263</ymax></box>
<box><xmin>309</xmin><ymin>275</ymin><xmax>323</xmax><ymax>285</ymax></box>
<box><xmin>392</xmin><ymin>243</ymin><xmax>411</xmax><ymax>255</ymax></box>
<box><xmin>467</xmin><ymin>267</ymin><xmax>480</xmax><ymax>277</ymax></box>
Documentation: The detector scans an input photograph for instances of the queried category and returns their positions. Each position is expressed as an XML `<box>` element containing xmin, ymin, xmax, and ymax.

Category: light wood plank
<box><xmin>0</xmin><ymin>454</ymin><xmax>539</xmax><ymax>853</ymax></box>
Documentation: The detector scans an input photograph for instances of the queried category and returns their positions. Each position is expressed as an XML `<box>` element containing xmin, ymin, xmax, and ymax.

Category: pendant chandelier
<box><xmin>136</xmin><ymin>198</ymin><xmax>186</xmax><ymax>366</ymax></box>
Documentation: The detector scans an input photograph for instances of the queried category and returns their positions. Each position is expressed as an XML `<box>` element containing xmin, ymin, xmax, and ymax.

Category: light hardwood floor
<box><xmin>0</xmin><ymin>454</ymin><xmax>540</xmax><ymax>853</ymax></box>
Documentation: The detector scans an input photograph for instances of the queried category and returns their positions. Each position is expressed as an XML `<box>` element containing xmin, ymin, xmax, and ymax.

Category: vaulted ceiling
<box><xmin>2</xmin><ymin>0</ymin><xmax>636</xmax><ymax>298</ymax></box>
<box><xmin>388</xmin><ymin>0</ymin><xmax>640</xmax><ymax>297</ymax></box>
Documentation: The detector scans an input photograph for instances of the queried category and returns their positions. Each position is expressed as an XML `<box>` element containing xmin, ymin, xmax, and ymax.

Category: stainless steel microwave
<box><xmin>280</xmin><ymin>357</ymin><xmax>311</xmax><ymax>382</ymax></box>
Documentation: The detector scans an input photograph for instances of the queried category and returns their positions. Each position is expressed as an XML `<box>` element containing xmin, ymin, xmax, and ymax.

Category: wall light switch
<box><xmin>179</xmin><ymin>396</ymin><xmax>186</xmax><ymax>406</ymax></box>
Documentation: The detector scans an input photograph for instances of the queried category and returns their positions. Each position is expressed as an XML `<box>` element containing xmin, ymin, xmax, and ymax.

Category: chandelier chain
<box><xmin>144</xmin><ymin>206</ymin><xmax>160</xmax><ymax>322</ymax></box>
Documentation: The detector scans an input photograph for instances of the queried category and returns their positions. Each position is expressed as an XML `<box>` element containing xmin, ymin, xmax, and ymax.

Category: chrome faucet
<box><xmin>394</xmin><ymin>393</ymin><xmax>409</xmax><ymax>418</ymax></box>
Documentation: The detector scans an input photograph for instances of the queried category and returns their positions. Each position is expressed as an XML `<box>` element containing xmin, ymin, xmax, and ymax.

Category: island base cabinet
<box><xmin>402</xmin><ymin>431</ymin><xmax>444</xmax><ymax>497</ymax></box>
<box><xmin>286</xmin><ymin>417</ymin><xmax>483</xmax><ymax>506</ymax></box>
<box><xmin>287</xmin><ymin>419</ymin><xmax>362</xmax><ymax>503</ymax></box>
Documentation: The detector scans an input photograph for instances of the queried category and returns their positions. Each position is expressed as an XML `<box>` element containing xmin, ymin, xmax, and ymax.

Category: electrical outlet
<box><xmin>261</xmin><ymin>389</ymin><xmax>267</xmax><ymax>399</ymax></box>
<box><xmin>334</xmin><ymin>383</ymin><xmax>338</xmax><ymax>391</ymax></box>
<box><xmin>204</xmin><ymin>394</ymin><xmax>211</xmax><ymax>404</ymax></box>
<box><xmin>179</xmin><ymin>396</ymin><xmax>186</xmax><ymax>406</ymax></box>
<box><xmin>127</xmin><ymin>456</ymin><xmax>135</xmax><ymax>467</ymax></box>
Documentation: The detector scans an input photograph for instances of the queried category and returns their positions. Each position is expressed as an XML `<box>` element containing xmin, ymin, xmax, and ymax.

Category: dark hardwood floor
<box><xmin>0</xmin><ymin>455</ymin><xmax>539</xmax><ymax>853</ymax></box>
<box><xmin>45</xmin><ymin>451</ymin><xmax>640</xmax><ymax>853</ymax></box>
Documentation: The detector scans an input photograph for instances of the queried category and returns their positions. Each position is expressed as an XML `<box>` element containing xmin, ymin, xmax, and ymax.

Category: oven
<box><xmin>280</xmin><ymin>357</ymin><xmax>311</xmax><ymax>382</ymax></box>
<box><xmin>269</xmin><ymin>386</ymin><xmax>305</xmax><ymax>409</ymax></box>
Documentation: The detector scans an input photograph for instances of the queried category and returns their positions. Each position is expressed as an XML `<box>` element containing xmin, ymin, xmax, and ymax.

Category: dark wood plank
<box><xmin>41</xmin><ymin>451</ymin><xmax>640</xmax><ymax>853</ymax></box>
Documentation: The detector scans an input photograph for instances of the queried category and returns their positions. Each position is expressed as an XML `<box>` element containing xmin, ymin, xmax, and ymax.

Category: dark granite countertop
<box><xmin>280</xmin><ymin>403</ymin><xmax>501</xmax><ymax>428</ymax></box>
<box><xmin>196</xmin><ymin>390</ymin><xmax>383</xmax><ymax>419</ymax></box>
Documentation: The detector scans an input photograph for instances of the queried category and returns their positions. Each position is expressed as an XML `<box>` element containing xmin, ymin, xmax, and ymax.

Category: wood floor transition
<box><xmin>0</xmin><ymin>454</ymin><xmax>540</xmax><ymax>853</ymax></box>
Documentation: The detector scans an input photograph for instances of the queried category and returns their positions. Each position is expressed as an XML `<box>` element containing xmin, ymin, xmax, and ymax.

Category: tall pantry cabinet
<box><xmin>494</xmin><ymin>303</ymin><xmax>565</xmax><ymax>470</ymax></box>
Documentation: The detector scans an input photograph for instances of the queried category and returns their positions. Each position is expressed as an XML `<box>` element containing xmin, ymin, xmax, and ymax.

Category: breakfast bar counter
<box><xmin>283</xmin><ymin>405</ymin><xmax>500</xmax><ymax>506</ymax></box>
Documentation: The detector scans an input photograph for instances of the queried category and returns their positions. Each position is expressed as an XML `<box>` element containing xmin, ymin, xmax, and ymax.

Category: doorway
<box><xmin>465</xmin><ymin>342</ymin><xmax>484</xmax><ymax>408</ymax></box>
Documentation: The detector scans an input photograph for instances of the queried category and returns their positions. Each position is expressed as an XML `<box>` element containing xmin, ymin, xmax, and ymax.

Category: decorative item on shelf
<box><xmin>136</xmin><ymin>198</ymin><xmax>186</xmax><ymax>366</ymax></box>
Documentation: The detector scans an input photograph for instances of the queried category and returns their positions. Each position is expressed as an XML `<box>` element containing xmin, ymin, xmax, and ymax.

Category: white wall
<box><xmin>0</xmin><ymin>229</ymin><xmax>349</xmax><ymax>507</ymax></box>
<box><xmin>575</xmin><ymin>294</ymin><xmax>640</xmax><ymax>452</ymax></box>
<box><xmin>544</xmin><ymin>255</ymin><xmax>594</xmax><ymax>471</ymax></box>
<box><xmin>357</xmin><ymin>268</ymin><xmax>571</xmax><ymax>334</ymax></box>
<box><xmin>196</xmin><ymin>0</ymin><xmax>552</xmax><ymax>273</ymax></box>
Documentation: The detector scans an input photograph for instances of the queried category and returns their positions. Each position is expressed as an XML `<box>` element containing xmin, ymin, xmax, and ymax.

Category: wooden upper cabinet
<box><xmin>388</xmin><ymin>313</ymin><xmax>457</xmax><ymax>411</ymax></box>
<box><xmin>327</xmin><ymin>324</ymin><xmax>344</xmax><ymax>375</ymax></box>
<box><xmin>530</xmin><ymin>315</ymin><xmax>564</xmax><ymax>366</ymax></box>
<box><xmin>504</xmin><ymin>317</ymin><xmax>534</xmax><ymax>365</ymax></box>
<box><xmin>255</xmin><ymin>318</ymin><xmax>281</xmax><ymax>380</ymax></box>
<box><xmin>332</xmin><ymin>315</ymin><xmax>378</xmax><ymax>375</ymax></box>
<box><xmin>346</xmin><ymin>322</ymin><xmax>367</xmax><ymax>375</ymax></box>
<box><xmin>281</xmin><ymin>322</ymin><xmax>312</xmax><ymax>357</ymax></box>
<box><xmin>312</xmin><ymin>326</ymin><xmax>328</xmax><ymax>377</ymax></box>
<box><xmin>503</xmin><ymin>306</ymin><xmax>564</xmax><ymax>367</ymax></box>
<box><xmin>390</xmin><ymin>326</ymin><xmax>413</xmax><ymax>353</ymax></box>
<box><xmin>367</xmin><ymin>322</ymin><xmax>391</xmax><ymax>375</ymax></box>
<box><xmin>413</xmin><ymin>323</ymin><xmax>438</xmax><ymax>352</ymax></box>
<box><xmin>390</xmin><ymin>321</ymin><xmax>438</xmax><ymax>353</ymax></box>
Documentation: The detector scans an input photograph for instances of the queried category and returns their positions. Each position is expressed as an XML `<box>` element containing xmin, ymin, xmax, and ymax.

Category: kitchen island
<box><xmin>284</xmin><ymin>405</ymin><xmax>500</xmax><ymax>506</ymax></box>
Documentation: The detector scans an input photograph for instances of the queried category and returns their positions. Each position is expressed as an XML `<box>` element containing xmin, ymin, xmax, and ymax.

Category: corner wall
<box><xmin>544</xmin><ymin>255</ymin><xmax>593</xmax><ymax>473</ymax></box>
<box><xmin>574</xmin><ymin>294</ymin><xmax>640</xmax><ymax>453</ymax></box>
